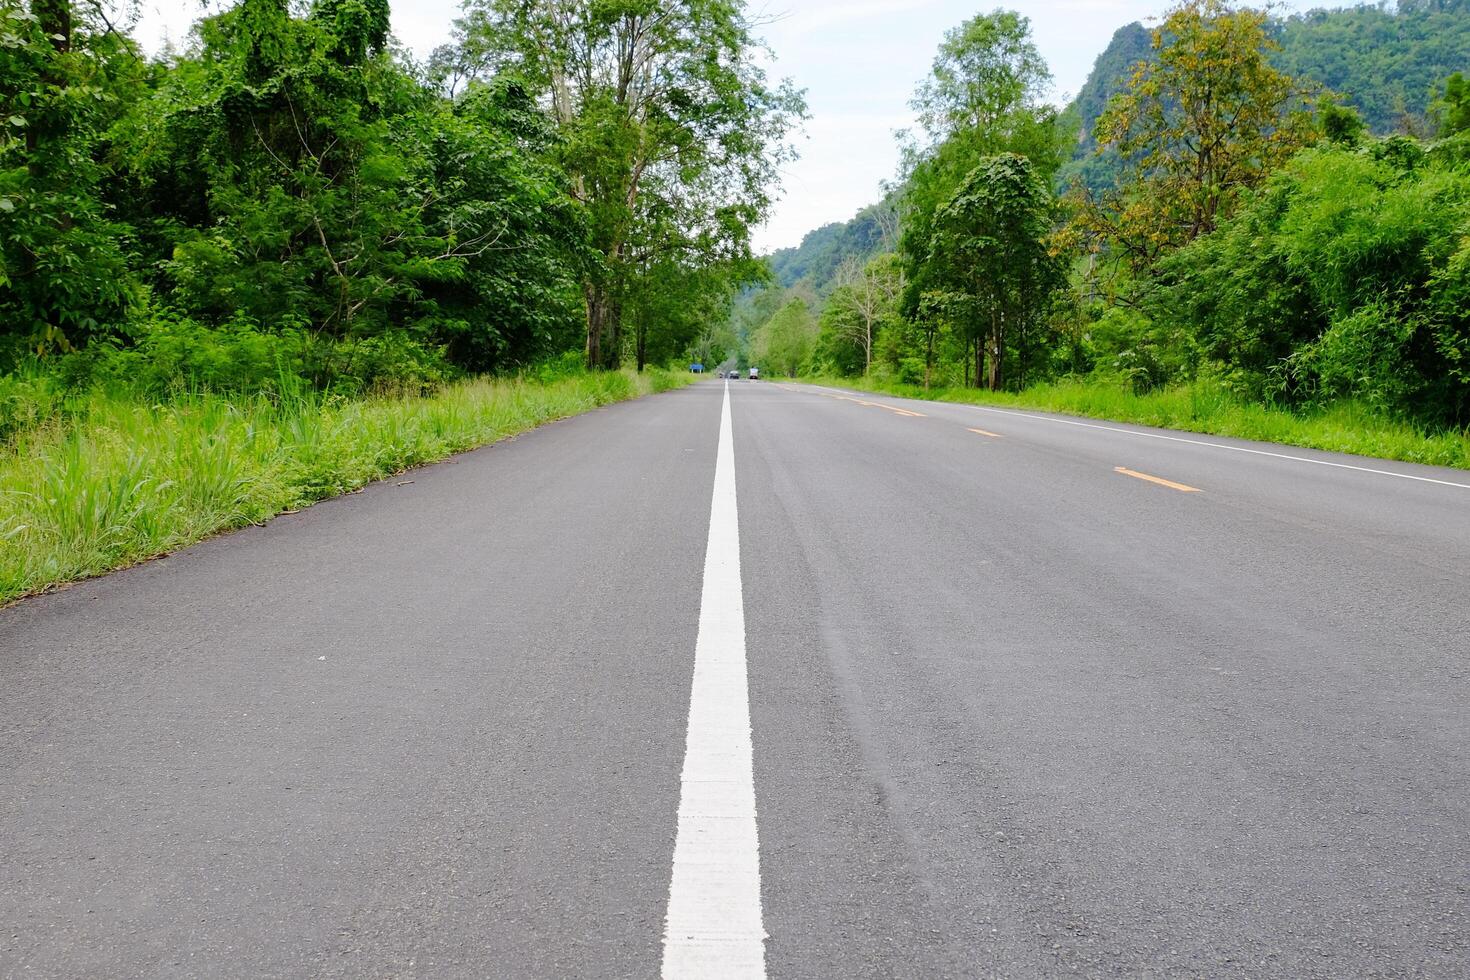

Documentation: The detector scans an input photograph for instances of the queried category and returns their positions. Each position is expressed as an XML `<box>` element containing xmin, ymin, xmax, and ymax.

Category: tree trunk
<box><xmin>974</xmin><ymin>335</ymin><xmax>985</xmax><ymax>390</ymax></box>
<box><xmin>606</xmin><ymin>294</ymin><xmax>623</xmax><ymax>369</ymax></box>
<box><xmin>924</xmin><ymin>327</ymin><xmax>934</xmax><ymax>391</ymax></box>
<box><xmin>988</xmin><ymin>326</ymin><xmax>1003</xmax><ymax>391</ymax></box>
<box><xmin>585</xmin><ymin>282</ymin><xmax>627</xmax><ymax>370</ymax></box>
<box><xmin>1018</xmin><ymin>318</ymin><xmax>1027</xmax><ymax>390</ymax></box>
<box><xmin>635</xmin><ymin>314</ymin><xmax>647</xmax><ymax>372</ymax></box>
<box><xmin>963</xmin><ymin>335</ymin><xmax>971</xmax><ymax>388</ymax></box>
<box><xmin>585</xmin><ymin>286</ymin><xmax>605</xmax><ymax>370</ymax></box>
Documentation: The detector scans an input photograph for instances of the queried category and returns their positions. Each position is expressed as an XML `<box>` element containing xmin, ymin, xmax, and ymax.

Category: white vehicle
<box><xmin>748</xmin><ymin>367</ymin><xmax>759</xmax><ymax>380</ymax></box>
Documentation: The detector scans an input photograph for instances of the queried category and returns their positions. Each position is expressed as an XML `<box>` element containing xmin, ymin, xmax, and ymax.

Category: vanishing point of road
<box><xmin>3</xmin><ymin>379</ymin><xmax>1467</xmax><ymax>978</ymax></box>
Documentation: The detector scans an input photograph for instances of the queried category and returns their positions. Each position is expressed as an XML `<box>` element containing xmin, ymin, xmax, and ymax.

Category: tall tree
<box><xmin>896</xmin><ymin>10</ymin><xmax>1066</xmax><ymax>385</ymax></box>
<box><xmin>926</xmin><ymin>153</ymin><xmax>1062</xmax><ymax>391</ymax></box>
<box><xmin>1433</xmin><ymin>72</ymin><xmax>1470</xmax><ymax>137</ymax></box>
<box><xmin>458</xmin><ymin>0</ymin><xmax>804</xmax><ymax>369</ymax></box>
<box><xmin>753</xmin><ymin>296</ymin><xmax>816</xmax><ymax>377</ymax></box>
<box><xmin>824</xmin><ymin>253</ymin><xmax>905</xmax><ymax>375</ymax></box>
<box><xmin>1064</xmin><ymin>0</ymin><xmax>1317</xmax><ymax>286</ymax></box>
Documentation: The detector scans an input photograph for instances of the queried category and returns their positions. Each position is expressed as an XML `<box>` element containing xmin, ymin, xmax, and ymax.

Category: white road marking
<box><xmin>960</xmin><ymin>405</ymin><xmax>1470</xmax><ymax>490</ymax></box>
<box><xmin>803</xmin><ymin>383</ymin><xmax>1470</xmax><ymax>491</ymax></box>
<box><xmin>662</xmin><ymin>381</ymin><xmax>766</xmax><ymax>979</ymax></box>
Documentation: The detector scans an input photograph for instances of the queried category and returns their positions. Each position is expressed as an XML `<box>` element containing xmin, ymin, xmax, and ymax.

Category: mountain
<box><xmin>1274</xmin><ymin>0</ymin><xmax>1470</xmax><ymax>133</ymax></box>
<box><xmin>1069</xmin><ymin>22</ymin><xmax>1152</xmax><ymax>157</ymax></box>
<box><xmin>1059</xmin><ymin>0</ymin><xmax>1470</xmax><ymax>192</ymax></box>
<box><xmin>766</xmin><ymin>199</ymin><xmax>897</xmax><ymax>296</ymax></box>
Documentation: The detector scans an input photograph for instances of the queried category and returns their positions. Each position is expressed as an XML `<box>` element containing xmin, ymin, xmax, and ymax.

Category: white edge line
<box><xmin>804</xmin><ymin>384</ymin><xmax>1470</xmax><ymax>491</ymax></box>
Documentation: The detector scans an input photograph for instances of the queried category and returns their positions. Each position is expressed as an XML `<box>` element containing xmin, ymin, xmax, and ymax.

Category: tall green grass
<box><xmin>809</xmin><ymin>376</ymin><xmax>1470</xmax><ymax>470</ymax></box>
<box><xmin>0</xmin><ymin>368</ymin><xmax>691</xmax><ymax>604</ymax></box>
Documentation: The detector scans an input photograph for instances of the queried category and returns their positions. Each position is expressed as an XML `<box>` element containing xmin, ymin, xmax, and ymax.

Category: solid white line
<box><xmin>662</xmin><ymin>381</ymin><xmax>766</xmax><ymax>979</ymax></box>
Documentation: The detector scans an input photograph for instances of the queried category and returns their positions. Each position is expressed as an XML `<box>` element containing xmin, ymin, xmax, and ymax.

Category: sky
<box><xmin>131</xmin><ymin>0</ymin><xmax>1321</xmax><ymax>254</ymax></box>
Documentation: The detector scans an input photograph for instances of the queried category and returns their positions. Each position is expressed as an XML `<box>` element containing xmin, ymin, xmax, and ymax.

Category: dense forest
<box><xmin>767</xmin><ymin>0</ymin><xmax>1470</xmax><ymax>304</ymax></box>
<box><xmin>0</xmin><ymin>0</ymin><xmax>805</xmax><ymax>598</ymax></box>
<box><xmin>1055</xmin><ymin>0</ymin><xmax>1470</xmax><ymax>192</ymax></box>
<box><xmin>1</xmin><ymin>0</ymin><xmax>800</xmax><ymax>408</ymax></box>
<box><xmin>748</xmin><ymin>0</ymin><xmax>1470</xmax><ymax>430</ymax></box>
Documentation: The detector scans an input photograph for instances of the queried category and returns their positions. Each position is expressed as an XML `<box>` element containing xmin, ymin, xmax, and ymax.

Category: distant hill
<box><xmin>1058</xmin><ymin>0</ymin><xmax>1470</xmax><ymax>192</ymax></box>
<box><xmin>1069</xmin><ymin>22</ymin><xmax>1152</xmax><ymax>157</ymax></box>
<box><xmin>1274</xmin><ymin>0</ymin><xmax>1470</xmax><ymax>132</ymax></box>
<box><xmin>776</xmin><ymin>2</ymin><xmax>1470</xmax><ymax>263</ymax></box>
<box><xmin>766</xmin><ymin>199</ymin><xmax>897</xmax><ymax>296</ymax></box>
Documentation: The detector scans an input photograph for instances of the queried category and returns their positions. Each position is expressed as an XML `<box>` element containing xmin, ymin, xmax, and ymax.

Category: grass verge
<box><xmin>805</xmin><ymin>375</ymin><xmax>1470</xmax><ymax>471</ymax></box>
<box><xmin>0</xmin><ymin>368</ymin><xmax>692</xmax><ymax>605</ymax></box>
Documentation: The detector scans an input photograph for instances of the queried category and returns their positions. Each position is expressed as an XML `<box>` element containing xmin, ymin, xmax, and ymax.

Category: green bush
<box><xmin>1159</xmin><ymin>140</ymin><xmax>1470</xmax><ymax>424</ymax></box>
<box><xmin>48</xmin><ymin>310</ymin><xmax>454</xmax><ymax>397</ymax></box>
<box><xmin>0</xmin><ymin>363</ymin><xmax>72</xmax><ymax>443</ymax></box>
<box><xmin>1085</xmin><ymin>306</ymin><xmax>1198</xmax><ymax>394</ymax></box>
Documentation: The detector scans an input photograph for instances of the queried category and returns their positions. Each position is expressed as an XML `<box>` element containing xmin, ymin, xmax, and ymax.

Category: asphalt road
<box><xmin>3</xmin><ymin>379</ymin><xmax>1467</xmax><ymax>978</ymax></box>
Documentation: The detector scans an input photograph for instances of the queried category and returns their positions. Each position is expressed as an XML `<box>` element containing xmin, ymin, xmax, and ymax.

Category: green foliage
<box><xmin>1274</xmin><ymin>0</ymin><xmax>1470</xmax><ymax>135</ymax></box>
<box><xmin>1433</xmin><ymin>71</ymin><xmax>1470</xmax><ymax>137</ymax></box>
<box><xmin>906</xmin><ymin>153</ymin><xmax>1063</xmax><ymax>390</ymax></box>
<box><xmin>112</xmin><ymin>0</ymin><xmax>587</xmax><ymax>369</ymax></box>
<box><xmin>0</xmin><ymin>0</ymin><xmax>144</xmax><ymax>351</ymax></box>
<box><xmin>1319</xmin><ymin>97</ymin><xmax>1367</xmax><ymax>146</ymax></box>
<box><xmin>6</xmin><ymin>0</ymin><xmax>777</xmax><ymax>391</ymax></box>
<box><xmin>1158</xmin><ymin>142</ymin><xmax>1470</xmax><ymax>424</ymax></box>
<box><xmin>752</xmin><ymin>297</ymin><xmax>818</xmax><ymax>377</ymax></box>
<box><xmin>108</xmin><ymin>312</ymin><xmax>452</xmax><ymax>394</ymax></box>
<box><xmin>0</xmin><ymin>368</ymin><xmax>692</xmax><ymax>603</ymax></box>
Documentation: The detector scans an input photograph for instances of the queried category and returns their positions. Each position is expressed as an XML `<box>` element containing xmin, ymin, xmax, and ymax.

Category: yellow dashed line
<box><xmin>798</xmin><ymin>388</ymin><xmax>925</xmax><ymax>417</ymax></box>
<box><xmin>1114</xmin><ymin>467</ymin><xmax>1201</xmax><ymax>493</ymax></box>
<box><xmin>967</xmin><ymin>427</ymin><xmax>1004</xmax><ymax>439</ymax></box>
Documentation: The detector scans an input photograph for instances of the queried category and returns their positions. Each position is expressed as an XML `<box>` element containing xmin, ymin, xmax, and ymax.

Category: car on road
<box><xmin>748</xmin><ymin>367</ymin><xmax>759</xmax><ymax>380</ymax></box>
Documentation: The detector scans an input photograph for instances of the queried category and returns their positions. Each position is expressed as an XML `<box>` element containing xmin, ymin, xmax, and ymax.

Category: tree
<box><xmin>108</xmin><ymin>0</ymin><xmax>588</xmax><ymax>374</ymax></box>
<box><xmin>823</xmin><ymin>253</ymin><xmax>905</xmax><ymax>375</ymax></box>
<box><xmin>926</xmin><ymin>154</ymin><xmax>1062</xmax><ymax>391</ymax></box>
<box><xmin>0</xmin><ymin>0</ymin><xmax>141</xmax><ymax>352</ymax></box>
<box><xmin>1156</xmin><ymin>141</ymin><xmax>1470</xmax><ymax>423</ymax></box>
<box><xmin>907</xmin><ymin>9</ymin><xmax>1054</xmax><ymax>158</ymax></box>
<box><xmin>896</xmin><ymin>10</ymin><xmax>1066</xmax><ymax>388</ymax></box>
<box><xmin>752</xmin><ymin>296</ymin><xmax>816</xmax><ymax>377</ymax></box>
<box><xmin>457</xmin><ymin>0</ymin><xmax>804</xmax><ymax>369</ymax></box>
<box><xmin>1065</xmin><ymin>0</ymin><xmax>1318</xmax><ymax>285</ymax></box>
<box><xmin>1433</xmin><ymin>72</ymin><xmax>1470</xmax><ymax>136</ymax></box>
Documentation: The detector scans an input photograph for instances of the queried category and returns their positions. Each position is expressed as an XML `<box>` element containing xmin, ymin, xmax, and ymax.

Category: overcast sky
<box><xmin>132</xmin><ymin>0</ymin><xmax>1321</xmax><ymax>253</ymax></box>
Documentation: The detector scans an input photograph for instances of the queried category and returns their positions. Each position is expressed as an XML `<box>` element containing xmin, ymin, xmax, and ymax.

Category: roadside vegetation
<box><xmin>744</xmin><ymin>0</ymin><xmax>1470</xmax><ymax>459</ymax></box>
<box><xmin>813</xmin><ymin>375</ymin><xmax>1470</xmax><ymax>470</ymax></box>
<box><xmin>1</xmin><ymin>0</ymin><xmax>800</xmax><ymax>600</ymax></box>
<box><xmin>0</xmin><ymin>366</ymin><xmax>689</xmax><ymax>604</ymax></box>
